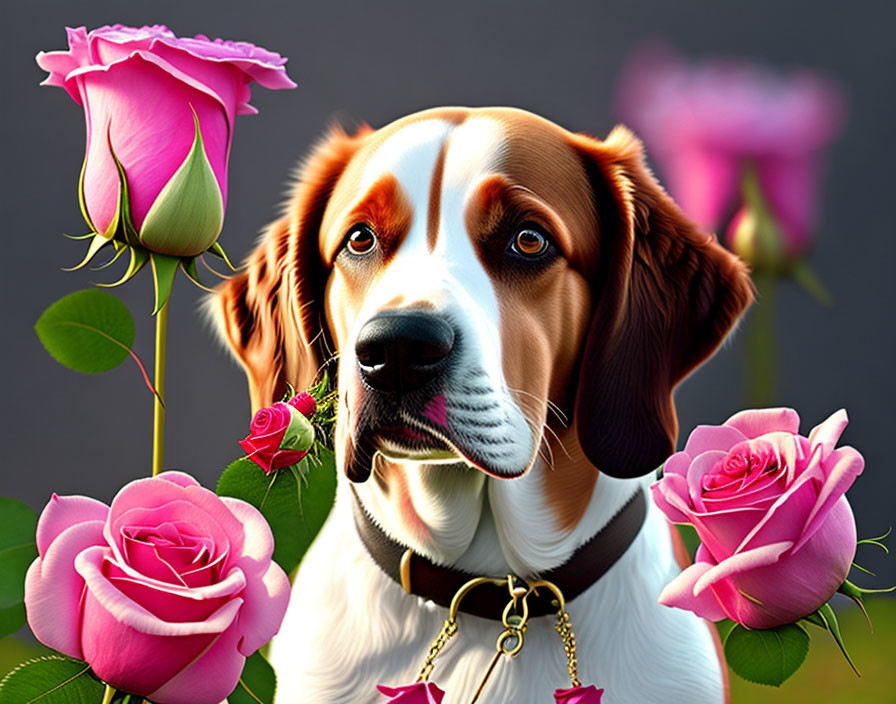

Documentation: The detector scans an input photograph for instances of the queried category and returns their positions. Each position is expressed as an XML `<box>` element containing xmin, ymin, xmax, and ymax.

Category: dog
<box><xmin>213</xmin><ymin>107</ymin><xmax>753</xmax><ymax>703</ymax></box>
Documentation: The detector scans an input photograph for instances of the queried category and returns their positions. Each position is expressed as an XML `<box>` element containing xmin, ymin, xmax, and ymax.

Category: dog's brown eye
<box><xmin>510</xmin><ymin>227</ymin><xmax>549</xmax><ymax>258</ymax></box>
<box><xmin>345</xmin><ymin>225</ymin><xmax>377</xmax><ymax>256</ymax></box>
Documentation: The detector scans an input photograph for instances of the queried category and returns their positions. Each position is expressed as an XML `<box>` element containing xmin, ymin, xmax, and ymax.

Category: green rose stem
<box><xmin>152</xmin><ymin>297</ymin><xmax>169</xmax><ymax>476</ymax></box>
<box><xmin>745</xmin><ymin>272</ymin><xmax>777</xmax><ymax>407</ymax></box>
<box><xmin>101</xmin><ymin>684</ymin><xmax>116</xmax><ymax>704</ymax></box>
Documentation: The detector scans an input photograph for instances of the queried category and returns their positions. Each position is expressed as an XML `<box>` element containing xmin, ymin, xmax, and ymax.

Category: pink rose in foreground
<box><xmin>377</xmin><ymin>681</ymin><xmax>446</xmax><ymax>703</ymax></box>
<box><xmin>617</xmin><ymin>44</ymin><xmax>844</xmax><ymax>261</ymax></box>
<box><xmin>554</xmin><ymin>684</ymin><xmax>605</xmax><ymax>703</ymax></box>
<box><xmin>36</xmin><ymin>25</ymin><xmax>295</xmax><ymax>256</ymax></box>
<box><xmin>651</xmin><ymin>408</ymin><xmax>863</xmax><ymax>629</ymax></box>
<box><xmin>239</xmin><ymin>400</ymin><xmax>316</xmax><ymax>473</ymax></box>
<box><xmin>24</xmin><ymin>472</ymin><xmax>290</xmax><ymax>704</ymax></box>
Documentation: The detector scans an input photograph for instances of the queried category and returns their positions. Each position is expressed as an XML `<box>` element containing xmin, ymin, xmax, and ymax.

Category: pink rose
<box><xmin>36</xmin><ymin>25</ymin><xmax>295</xmax><ymax>256</ymax></box>
<box><xmin>651</xmin><ymin>408</ymin><xmax>864</xmax><ymax>629</ymax></box>
<box><xmin>554</xmin><ymin>685</ymin><xmax>605</xmax><ymax>703</ymax></box>
<box><xmin>377</xmin><ymin>682</ymin><xmax>446</xmax><ymax>703</ymax></box>
<box><xmin>617</xmin><ymin>44</ymin><xmax>844</xmax><ymax>261</ymax></box>
<box><xmin>239</xmin><ymin>400</ymin><xmax>316</xmax><ymax>473</ymax></box>
<box><xmin>24</xmin><ymin>472</ymin><xmax>290</xmax><ymax>704</ymax></box>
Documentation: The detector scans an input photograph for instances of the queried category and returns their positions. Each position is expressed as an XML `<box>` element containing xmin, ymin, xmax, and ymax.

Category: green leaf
<box><xmin>0</xmin><ymin>655</ymin><xmax>104</xmax><ymax>703</ymax></box>
<box><xmin>216</xmin><ymin>449</ymin><xmax>337</xmax><ymax>575</ymax></box>
<box><xmin>0</xmin><ymin>604</ymin><xmax>26</xmax><ymax>640</ymax></box>
<box><xmin>724</xmin><ymin>622</ymin><xmax>810</xmax><ymax>687</ymax></box>
<box><xmin>227</xmin><ymin>652</ymin><xmax>276</xmax><ymax>704</ymax></box>
<box><xmin>0</xmin><ymin>498</ymin><xmax>37</xmax><ymax>610</ymax></box>
<box><xmin>34</xmin><ymin>290</ymin><xmax>135</xmax><ymax>374</ymax></box>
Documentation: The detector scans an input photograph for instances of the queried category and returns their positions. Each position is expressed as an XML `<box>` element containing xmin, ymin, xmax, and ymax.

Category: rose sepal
<box><xmin>137</xmin><ymin>107</ymin><xmax>224</xmax><ymax>258</ymax></box>
<box><xmin>801</xmin><ymin>601</ymin><xmax>860</xmax><ymax>675</ymax></box>
<box><xmin>67</xmin><ymin>109</ymin><xmax>227</xmax><ymax>313</ymax></box>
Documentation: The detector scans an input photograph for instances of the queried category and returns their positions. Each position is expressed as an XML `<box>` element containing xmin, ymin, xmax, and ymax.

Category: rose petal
<box><xmin>156</xmin><ymin>471</ymin><xmax>203</xmax><ymax>489</ymax></box>
<box><xmin>123</xmin><ymin>535</ymin><xmax>186</xmax><ymax>585</ymax></box>
<box><xmin>81</xmin><ymin>585</ymin><xmax>224</xmax><ymax>696</ymax></box>
<box><xmin>107</xmin><ymin>478</ymin><xmax>244</xmax><ymax>565</ymax></box>
<box><xmin>219</xmin><ymin>497</ymin><xmax>274</xmax><ymax>566</ymax></box>
<box><xmin>650</xmin><ymin>475</ymin><xmax>691</xmax><ymax>524</ymax></box>
<box><xmin>35</xmin><ymin>494</ymin><xmax>109</xmax><ymax>556</ymax></box>
<box><xmin>686</xmin><ymin>450</ymin><xmax>727</xmax><ymax>511</ymax></box>
<box><xmin>808</xmin><ymin>409</ymin><xmax>849</xmax><ymax>460</ymax></box>
<box><xmin>693</xmin><ymin>540</ymin><xmax>793</xmax><ymax>597</ymax></box>
<box><xmin>146</xmin><ymin>621</ymin><xmax>245</xmax><ymax>704</ymax></box>
<box><xmin>725</xmin><ymin>408</ymin><xmax>801</xmax><ymax>438</ymax></box>
<box><xmin>734</xmin><ymin>461</ymin><xmax>822</xmax><ymax>553</ymax></box>
<box><xmin>793</xmin><ymin>446</ymin><xmax>864</xmax><ymax>552</ymax></box>
<box><xmin>658</xmin><ymin>560</ymin><xmax>728</xmax><ymax>621</ymax></box>
<box><xmin>662</xmin><ymin>451</ymin><xmax>692</xmax><ymax>478</ymax></box>
<box><xmin>110</xmin><ymin>501</ymin><xmax>233</xmax><ymax>571</ymax></box>
<box><xmin>75</xmin><ymin>546</ymin><xmax>243</xmax><ymax>636</ymax></box>
<box><xmin>233</xmin><ymin>561</ymin><xmax>290</xmax><ymax>656</ymax></box>
<box><xmin>76</xmin><ymin>55</ymin><xmax>230</xmax><ymax>231</ymax></box>
<box><xmin>684</xmin><ymin>425</ymin><xmax>748</xmax><ymax>457</ymax></box>
<box><xmin>24</xmin><ymin>520</ymin><xmax>105</xmax><ymax>658</ymax></box>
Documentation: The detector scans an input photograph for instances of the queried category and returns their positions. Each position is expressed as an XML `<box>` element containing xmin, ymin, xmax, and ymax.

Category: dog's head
<box><xmin>215</xmin><ymin>107</ymin><xmax>752</xmax><ymax>488</ymax></box>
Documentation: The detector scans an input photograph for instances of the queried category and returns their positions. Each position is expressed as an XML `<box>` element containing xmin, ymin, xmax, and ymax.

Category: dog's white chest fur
<box><xmin>268</xmin><ymin>474</ymin><xmax>725</xmax><ymax>703</ymax></box>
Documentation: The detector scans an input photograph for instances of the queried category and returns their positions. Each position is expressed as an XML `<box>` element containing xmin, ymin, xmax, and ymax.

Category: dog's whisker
<box><xmin>506</xmin><ymin>385</ymin><xmax>568</xmax><ymax>426</ymax></box>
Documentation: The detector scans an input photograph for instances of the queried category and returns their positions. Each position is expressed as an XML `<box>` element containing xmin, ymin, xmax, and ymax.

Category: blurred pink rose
<box><xmin>651</xmin><ymin>408</ymin><xmax>863</xmax><ymax>629</ymax></box>
<box><xmin>617</xmin><ymin>45</ymin><xmax>844</xmax><ymax>260</ymax></box>
<box><xmin>554</xmin><ymin>684</ymin><xmax>605</xmax><ymax>703</ymax></box>
<box><xmin>24</xmin><ymin>472</ymin><xmax>290</xmax><ymax>704</ymax></box>
<box><xmin>36</xmin><ymin>25</ymin><xmax>295</xmax><ymax>256</ymax></box>
<box><xmin>377</xmin><ymin>681</ymin><xmax>446</xmax><ymax>703</ymax></box>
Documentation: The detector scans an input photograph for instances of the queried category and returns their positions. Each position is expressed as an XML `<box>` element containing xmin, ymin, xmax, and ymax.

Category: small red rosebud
<box><xmin>288</xmin><ymin>391</ymin><xmax>316</xmax><ymax>419</ymax></box>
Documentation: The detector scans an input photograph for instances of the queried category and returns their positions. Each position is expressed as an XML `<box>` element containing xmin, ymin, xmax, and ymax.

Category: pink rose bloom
<box><xmin>617</xmin><ymin>44</ymin><xmax>844</xmax><ymax>259</ymax></box>
<box><xmin>36</xmin><ymin>25</ymin><xmax>295</xmax><ymax>256</ymax></box>
<box><xmin>554</xmin><ymin>684</ymin><xmax>605</xmax><ymax>703</ymax></box>
<box><xmin>24</xmin><ymin>472</ymin><xmax>290</xmax><ymax>704</ymax></box>
<box><xmin>651</xmin><ymin>408</ymin><xmax>863</xmax><ymax>629</ymax></box>
<box><xmin>239</xmin><ymin>400</ymin><xmax>315</xmax><ymax>473</ymax></box>
<box><xmin>377</xmin><ymin>681</ymin><xmax>446</xmax><ymax>703</ymax></box>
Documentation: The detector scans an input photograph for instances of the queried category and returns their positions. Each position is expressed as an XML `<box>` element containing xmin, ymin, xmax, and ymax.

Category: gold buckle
<box><xmin>400</xmin><ymin>548</ymin><xmax>414</xmax><ymax>594</ymax></box>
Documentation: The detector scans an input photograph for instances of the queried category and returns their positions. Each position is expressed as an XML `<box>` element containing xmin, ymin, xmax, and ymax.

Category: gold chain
<box><xmin>416</xmin><ymin>617</ymin><xmax>458</xmax><ymax>682</ymax></box>
<box><xmin>415</xmin><ymin>575</ymin><xmax>583</xmax><ymax>694</ymax></box>
<box><xmin>555</xmin><ymin>609</ymin><xmax>581</xmax><ymax>687</ymax></box>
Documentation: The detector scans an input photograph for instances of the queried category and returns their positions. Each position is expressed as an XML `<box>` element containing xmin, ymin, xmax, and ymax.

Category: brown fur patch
<box><xmin>427</xmin><ymin>142</ymin><xmax>448</xmax><ymax>251</ymax></box>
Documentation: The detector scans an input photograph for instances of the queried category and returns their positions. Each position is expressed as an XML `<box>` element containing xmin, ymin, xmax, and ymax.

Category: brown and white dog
<box><xmin>213</xmin><ymin>107</ymin><xmax>753</xmax><ymax>703</ymax></box>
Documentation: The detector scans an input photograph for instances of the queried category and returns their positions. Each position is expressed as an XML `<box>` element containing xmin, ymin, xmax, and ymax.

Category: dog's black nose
<box><xmin>355</xmin><ymin>311</ymin><xmax>455</xmax><ymax>392</ymax></box>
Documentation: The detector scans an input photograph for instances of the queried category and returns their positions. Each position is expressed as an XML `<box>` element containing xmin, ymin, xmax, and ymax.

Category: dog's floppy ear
<box><xmin>213</xmin><ymin>124</ymin><xmax>371</xmax><ymax>412</ymax></box>
<box><xmin>569</xmin><ymin>126</ymin><xmax>753</xmax><ymax>478</ymax></box>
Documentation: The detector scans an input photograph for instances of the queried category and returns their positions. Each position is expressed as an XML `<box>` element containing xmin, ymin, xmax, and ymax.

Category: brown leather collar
<box><xmin>352</xmin><ymin>486</ymin><xmax>646</xmax><ymax>620</ymax></box>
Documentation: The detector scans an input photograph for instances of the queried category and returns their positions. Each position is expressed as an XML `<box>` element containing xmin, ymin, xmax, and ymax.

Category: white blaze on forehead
<box><xmin>352</xmin><ymin>117</ymin><xmax>510</xmax><ymax>389</ymax></box>
<box><xmin>436</xmin><ymin>118</ymin><xmax>507</xmax><ymax>383</ymax></box>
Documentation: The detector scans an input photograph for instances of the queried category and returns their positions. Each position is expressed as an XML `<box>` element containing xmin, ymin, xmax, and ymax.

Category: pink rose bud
<box><xmin>24</xmin><ymin>472</ymin><xmax>290</xmax><ymax>704</ymax></box>
<box><xmin>651</xmin><ymin>408</ymin><xmax>864</xmax><ymax>629</ymax></box>
<box><xmin>288</xmin><ymin>391</ymin><xmax>317</xmax><ymax>419</ymax></box>
<box><xmin>554</xmin><ymin>685</ymin><xmax>605</xmax><ymax>703</ymax></box>
<box><xmin>35</xmin><ymin>25</ymin><xmax>295</xmax><ymax>257</ymax></box>
<box><xmin>377</xmin><ymin>682</ymin><xmax>446</xmax><ymax>703</ymax></box>
<box><xmin>239</xmin><ymin>401</ymin><xmax>315</xmax><ymax>473</ymax></box>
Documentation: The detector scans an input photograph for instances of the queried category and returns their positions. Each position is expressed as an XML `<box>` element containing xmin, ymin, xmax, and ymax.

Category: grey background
<box><xmin>2</xmin><ymin>0</ymin><xmax>893</xmax><ymax>583</ymax></box>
